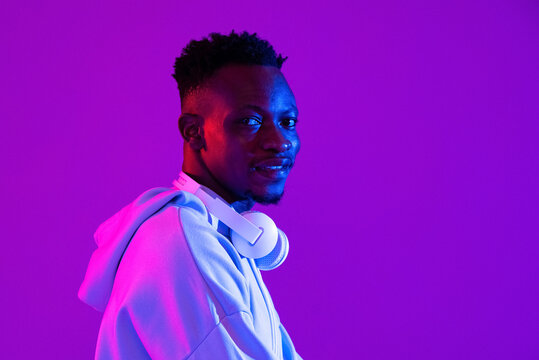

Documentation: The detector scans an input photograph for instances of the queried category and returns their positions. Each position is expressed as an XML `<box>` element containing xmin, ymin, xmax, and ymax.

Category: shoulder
<box><xmin>178</xmin><ymin>205</ymin><xmax>250</xmax><ymax>300</ymax></box>
<box><xmin>115</xmin><ymin>198</ymin><xmax>251</xmax><ymax>315</ymax></box>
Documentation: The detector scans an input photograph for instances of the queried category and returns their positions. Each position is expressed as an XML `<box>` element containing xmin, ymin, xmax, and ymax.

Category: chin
<box><xmin>246</xmin><ymin>189</ymin><xmax>284</xmax><ymax>205</ymax></box>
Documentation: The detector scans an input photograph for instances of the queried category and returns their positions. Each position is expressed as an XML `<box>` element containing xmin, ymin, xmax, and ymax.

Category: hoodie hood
<box><xmin>78</xmin><ymin>187</ymin><xmax>206</xmax><ymax>312</ymax></box>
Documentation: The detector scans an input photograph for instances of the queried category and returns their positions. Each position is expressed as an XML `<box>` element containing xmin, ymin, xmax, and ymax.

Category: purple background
<box><xmin>1</xmin><ymin>1</ymin><xmax>538</xmax><ymax>359</ymax></box>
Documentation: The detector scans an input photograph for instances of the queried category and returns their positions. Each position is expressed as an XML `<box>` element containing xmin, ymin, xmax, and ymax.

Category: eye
<box><xmin>240</xmin><ymin>117</ymin><xmax>262</xmax><ymax>126</ymax></box>
<box><xmin>281</xmin><ymin>118</ymin><xmax>298</xmax><ymax>129</ymax></box>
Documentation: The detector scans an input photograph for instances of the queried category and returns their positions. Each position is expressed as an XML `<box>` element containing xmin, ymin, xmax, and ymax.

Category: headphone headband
<box><xmin>173</xmin><ymin>172</ymin><xmax>263</xmax><ymax>245</ymax></box>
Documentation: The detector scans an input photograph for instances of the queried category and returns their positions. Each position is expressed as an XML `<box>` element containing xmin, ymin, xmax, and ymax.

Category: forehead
<box><xmin>203</xmin><ymin>64</ymin><xmax>296</xmax><ymax>110</ymax></box>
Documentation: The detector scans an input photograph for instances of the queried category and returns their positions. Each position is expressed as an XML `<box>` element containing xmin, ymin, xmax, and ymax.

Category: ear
<box><xmin>179</xmin><ymin>113</ymin><xmax>205</xmax><ymax>151</ymax></box>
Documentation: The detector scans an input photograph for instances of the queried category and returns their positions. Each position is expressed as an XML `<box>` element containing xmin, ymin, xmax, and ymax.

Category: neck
<box><xmin>182</xmin><ymin>155</ymin><xmax>255</xmax><ymax>213</ymax></box>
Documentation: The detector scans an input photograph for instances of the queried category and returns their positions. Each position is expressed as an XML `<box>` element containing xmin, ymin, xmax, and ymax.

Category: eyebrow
<box><xmin>240</xmin><ymin>104</ymin><xmax>298</xmax><ymax>114</ymax></box>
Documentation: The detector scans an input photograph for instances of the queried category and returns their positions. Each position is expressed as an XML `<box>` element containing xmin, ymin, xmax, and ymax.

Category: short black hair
<box><xmin>172</xmin><ymin>30</ymin><xmax>287</xmax><ymax>102</ymax></box>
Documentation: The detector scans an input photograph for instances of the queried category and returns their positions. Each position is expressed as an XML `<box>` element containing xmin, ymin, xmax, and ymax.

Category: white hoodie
<box><xmin>79</xmin><ymin>187</ymin><xmax>302</xmax><ymax>359</ymax></box>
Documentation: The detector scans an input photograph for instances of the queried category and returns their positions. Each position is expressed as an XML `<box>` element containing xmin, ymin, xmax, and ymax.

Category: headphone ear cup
<box><xmin>255</xmin><ymin>229</ymin><xmax>289</xmax><ymax>271</ymax></box>
<box><xmin>231</xmin><ymin>211</ymin><xmax>278</xmax><ymax>259</ymax></box>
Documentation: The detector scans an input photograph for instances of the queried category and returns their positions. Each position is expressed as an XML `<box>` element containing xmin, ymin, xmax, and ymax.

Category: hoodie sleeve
<box><xmin>95</xmin><ymin>205</ymin><xmax>283</xmax><ymax>360</ymax></box>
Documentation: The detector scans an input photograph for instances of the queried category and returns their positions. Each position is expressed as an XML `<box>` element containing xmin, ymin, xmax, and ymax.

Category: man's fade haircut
<box><xmin>172</xmin><ymin>31</ymin><xmax>288</xmax><ymax>103</ymax></box>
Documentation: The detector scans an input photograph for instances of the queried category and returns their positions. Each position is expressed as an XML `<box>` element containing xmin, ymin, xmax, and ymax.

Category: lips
<box><xmin>252</xmin><ymin>157</ymin><xmax>293</xmax><ymax>170</ymax></box>
<box><xmin>251</xmin><ymin>157</ymin><xmax>293</xmax><ymax>179</ymax></box>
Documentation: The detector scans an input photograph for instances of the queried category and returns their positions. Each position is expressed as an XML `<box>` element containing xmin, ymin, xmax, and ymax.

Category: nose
<box><xmin>260</xmin><ymin>122</ymin><xmax>292</xmax><ymax>153</ymax></box>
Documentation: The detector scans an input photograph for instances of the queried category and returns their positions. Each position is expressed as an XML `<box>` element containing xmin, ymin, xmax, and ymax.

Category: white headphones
<box><xmin>172</xmin><ymin>172</ymin><xmax>289</xmax><ymax>270</ymax></box>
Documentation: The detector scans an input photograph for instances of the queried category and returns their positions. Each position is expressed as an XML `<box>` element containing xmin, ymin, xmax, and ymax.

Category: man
<box><xmin>79</xmin><ymin>31</ymin><xmax>302</xmax><ymax>359</ymax></box>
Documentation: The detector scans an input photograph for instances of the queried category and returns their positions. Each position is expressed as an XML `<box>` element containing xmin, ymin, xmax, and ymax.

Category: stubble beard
<box><xmin>246</xmin><ymin>189</ymin><xmax>285</xmax><ymax>205</ymax></box>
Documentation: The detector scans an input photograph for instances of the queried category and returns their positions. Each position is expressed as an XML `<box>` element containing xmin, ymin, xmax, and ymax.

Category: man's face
<box><xmin>195</xmin><ymin>64</ymin><xmax>300</xmax><ymax>205</ymax></box>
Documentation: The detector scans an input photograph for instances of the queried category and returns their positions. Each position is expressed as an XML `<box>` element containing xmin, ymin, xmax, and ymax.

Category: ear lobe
<box><xmin>179</xmin><ymin>114</ymin><xmax>205</xmax><ymax>150</ymax></box>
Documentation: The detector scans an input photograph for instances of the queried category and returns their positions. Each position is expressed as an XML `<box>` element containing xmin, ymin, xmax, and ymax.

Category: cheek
<box><xmin>219</xmin><ymin>141</ymin><xmax>252</xmax><ymax>174</ymax></box>
<box><xmin>204</xmin><ymin>127</ymin><xmax>232</xmax><ymax>162</ymax></box>
<box><xmin>290</xmin><ymin>135</ymin><xmax>301</xmax><ymax>156</ymax></box>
